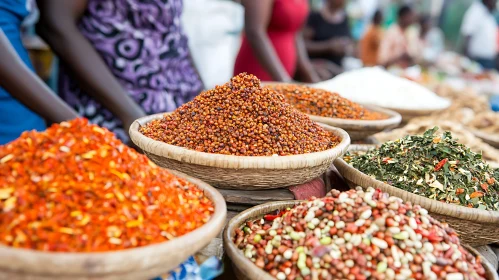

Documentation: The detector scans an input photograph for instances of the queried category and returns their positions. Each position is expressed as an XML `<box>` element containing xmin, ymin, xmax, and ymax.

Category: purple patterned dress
<box><xmin>58</xmin><ymin>0</ymin><xmax>203</xmax><ymax>140</ymax></box>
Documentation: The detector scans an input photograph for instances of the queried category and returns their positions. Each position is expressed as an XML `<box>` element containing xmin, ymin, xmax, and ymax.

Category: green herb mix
<box><xmin>345</xmin><ymin>127</ymin><xmax>499</xmax><ymax>211</ymax></box>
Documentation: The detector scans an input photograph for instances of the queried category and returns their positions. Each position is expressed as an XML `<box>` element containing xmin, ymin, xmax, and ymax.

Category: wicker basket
<box><xmin>224</xmin><ymin>201</ymin><xmax>498</xmax><ymax>280</ymax></box>
<box><xmin>0</xmin><ymin>170</ymin><xmax>227</xmax><ymax>280</ymax></box>
<box><xmin>387</xmin><ymin>107</ymin><xmax>447</xmax><ymax>124</ymax></box>
<box><xmin>129</xmin><ymin>114</ymin><xmax>350</xmax><ymax>190</ymax></box>
<box><xmin>468</xmin><ymin>129</ymin><xmax>499</xmax><ymax>149</ymax></box>
<box><xmin>309</xmin><ymin>105</ymin><xmax>401</xmax><ymax>141</ymax></box>
<box><xmin>334</xmin><ymin>145</ymin><xmax>499</xmax><ymax>246</ymax></box>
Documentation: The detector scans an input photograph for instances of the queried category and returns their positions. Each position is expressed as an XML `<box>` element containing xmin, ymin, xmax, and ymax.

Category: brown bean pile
<box><xmin>140</xmin><ymin>74</ymin><xmax>340</xmax><ymax>156</ymax></box>
<box><xmin>267</xmin><ymin>84</ymin><xmax>387</xmax><ymax>120</ymax></box>
<box><xmin>234</xmin><ymin>188</ymin><xmax>486</xmax><ymax>280</ymax></box>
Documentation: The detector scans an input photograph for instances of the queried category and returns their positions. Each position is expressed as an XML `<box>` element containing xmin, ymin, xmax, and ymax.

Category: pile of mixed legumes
<box><xmin>345</xmin><ymin>127</ymin><xmax>499</xmax><ymax>211</ymax></box>
<box><xmin>234</xmin><ymin>188</ymin><xmax>487</xmax><ymax>280</ymax></box>
<box><xmin>140</xmin><ymin>73</ymin><xmax>340</xmax><ymax>156</ymax></box>
<box><xmin>0</xmin><ymin>119</ymin><xmax>214</xmax><ymax>252</ymax></box>
<box><xmin>266</xmin><ymin>84</ymin><xmax>387</xmax><ymax>121</ymax></box>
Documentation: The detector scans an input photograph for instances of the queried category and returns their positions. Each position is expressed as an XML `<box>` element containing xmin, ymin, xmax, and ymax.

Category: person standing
<box><xmin>418</xmin><ymin>16</ymin><xmax>445</xmax><ymax>64</ymax></box>
<box><xmin>360</xmin><ymin>10</ymin><xmax>384</xmax><ymax>66</ymax></box>
<box><xmin>377</xmin><ymin>5</ymin><xmax>416</xmax><ymax>68</ymax></box>
<box><xmin>37</xmin><ymin>0</ymin><xmax>203</xmax><ymax>141</ymax></box>
<box><xmin>305</xmin><ymin>0</ymin><xmax>354</xmax><ymax>70</ymax></box>
<box><xmin>461</xmin><ymin>0</ymin><xmax>498</xmax><ymax>70</ymax></box>
<box><xmin>233</xmin><ymin>0</ymin><xmax>319</xmax><ymax>83</ymax></box>
<box><xmin>0</xmin><ymin>1</ymin><xmax>78</xmax><ymax>144</ymax></box>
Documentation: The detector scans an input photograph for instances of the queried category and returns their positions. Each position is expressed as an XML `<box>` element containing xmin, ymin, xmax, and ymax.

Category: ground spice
<box><xmin>0</xmin><ymin>119</ymin><xmax>214</xmax><ymax>252</ymax></box>
<box><xmin>235</xmin><ymin>188</ymin><xmax>487</xmax><ymax>280</ymax></box>
<box><xmin>346</xmin><ymin>127</ymin><xmax>499</xmax><ymax>211</ymax></box>
<box><xmin>266</xmin><ymin>84</ymin><xmax>387</xmax><ymax>120</ymax></box>
<box><xmin>140</xmin><ymin>73</ymin><xmax>340</xmax><ymax>156</ymax></box>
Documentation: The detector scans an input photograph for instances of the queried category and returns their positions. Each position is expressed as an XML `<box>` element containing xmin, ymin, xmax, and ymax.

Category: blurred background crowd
<box><xmin>1</xmin><ymin>0</ymin><xmax>499</xmax><ymax>145</ymax></box>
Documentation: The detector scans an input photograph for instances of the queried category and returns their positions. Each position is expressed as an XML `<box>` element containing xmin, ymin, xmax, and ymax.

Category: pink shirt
<box><xmin>378</xmin><ymin>25</ymin><xmax>408</xmax><ymax>65</ymax></box>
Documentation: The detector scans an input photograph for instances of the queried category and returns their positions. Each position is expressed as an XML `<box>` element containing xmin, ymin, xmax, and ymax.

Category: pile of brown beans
<box><xmin>140</xmin><ymin>73</ymin><xmax>340</xmax><ymax>156</ymax></box>
<box><xmin>234</xmin><ymin>187</ymin><xmax>486</xmax><ymax>280</ymax></box>
<box><xmin>267</xmin><ymin>84</ymin><xmax>387</xmax><ymax>120</ymax></box>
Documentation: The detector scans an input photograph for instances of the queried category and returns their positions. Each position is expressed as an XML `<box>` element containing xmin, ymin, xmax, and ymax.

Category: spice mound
<box><xmin>140</xmin><ymin>73</ymin><xmax>340</xmax><ymax>156</ymax></box>
<box><xmin>0</xmin><ymin>119</ymin><xmax>214</xmax><ymax>252</ymax></box>
<box><xmin>267</xmin><ymin>84</ymin><xmax>387</xmax><ymax>120</ymax></box>
<box><xmin>234</xmin><ymin>188</ymin><xmax>487</xmax><ymax>280</ymax></box>
<box><xmin>346</xmin><ymin>127</ymin><xmax>499</xmax><ymax>211</ymax></box>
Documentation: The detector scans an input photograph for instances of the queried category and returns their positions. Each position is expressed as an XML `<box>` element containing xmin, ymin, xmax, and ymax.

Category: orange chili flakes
<box><xmin>140</xmin><ymin>73</ymin><xmax>340</xmax><ymax>156</ymax></box>
<box><xmin>0</xmin><ymin>119</ymin><xmax>214</xmax><ymax>252</ymax></box>
<box><xmin>267</xmin><ymin>84</ymin><xmax>387</xmax><ymax>120</ymax></box>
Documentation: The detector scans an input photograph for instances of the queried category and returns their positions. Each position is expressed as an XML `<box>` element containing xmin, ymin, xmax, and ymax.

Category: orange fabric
<box><xmin>360</xmin><ymin>25</ymin><xmax>383</xmax><ymax>66</ymax></box>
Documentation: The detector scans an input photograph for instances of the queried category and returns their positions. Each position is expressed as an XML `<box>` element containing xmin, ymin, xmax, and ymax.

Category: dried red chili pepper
<box><xmin>434</xmin><ymin>158</ymin><xmax>448</xmax><ymax>171</ymax></box>
<box><xmin>0</xmin><ymin>119</ymin><xmax>214</xmax><ymax>252</ymax></box>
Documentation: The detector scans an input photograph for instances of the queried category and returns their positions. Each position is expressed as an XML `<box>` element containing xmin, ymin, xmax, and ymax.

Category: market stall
<box><xmin>2</xmin><ymin>70</ymin><xmax>499</xmax><ymax>279</ymax></box>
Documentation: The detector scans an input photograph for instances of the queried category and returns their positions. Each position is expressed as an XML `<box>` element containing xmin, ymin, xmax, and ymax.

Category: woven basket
<box><xmin>130</xmin><ymin>114</ymin><xmax>350</xmax><ymax>190</ymax></box>
<box><xmin>469</xmin><ymin>129</ymin><xmax>499</xmax><ymax>149</ymax></box>
<box><xmin>334</xmin><ymin>145</ymin><xmax>499</xmax><ymax>246</ymax></box>
<box><xmin>387</xmin><ymin>107</ymin><xmax>447</xmax><ymax>124</ymax></box>
<box><xmin>309</xmin><ymin>105</ymin><xmax>401</xmax><ymax>141</ymax></box>
<box><xmin>0</xmin><ymin>170</ymin><xmax>227</xmax><ymax>280</ymax></box>
<box><xmin>224</xmin><ymin>201</ymin><xmax>498</xmax><ymax>280</ymax></box>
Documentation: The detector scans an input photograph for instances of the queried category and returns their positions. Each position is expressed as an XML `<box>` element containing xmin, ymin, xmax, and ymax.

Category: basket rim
<box><xmin>0</xmin><ymin>170</ymin><xmax>227</xmax><ymax>276</ymax></box>
<box><xmin>308</xmin><ymin>105</ymin><xmax>402</xmax><ymax>129</ymax></box>
<box><xmin>129</xmin><ymin>113</ymin><xmax>351</xmax><ymax>170</ymax></box>
<box><xmin>334</xmin><ymin>145</ymin><xmax>499</xmax><ymax>224</ymax></box>
<box><xmin>224</xmin><ymin>201</ymin><xmax>498</xmax><ymax>280</ymax></box>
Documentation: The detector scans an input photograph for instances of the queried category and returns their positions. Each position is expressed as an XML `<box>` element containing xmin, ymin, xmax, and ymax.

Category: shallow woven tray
<box><xmin>130</xmin><ymin>113</ymin><xmax>350</xmax><ymax>190</ymax></box>
<box><xmin>0</xmin><ymin>170</ymin><xmax>226</xmax><ymax>280</ymax></box>
<box><xmin>468</xmin><ymin>128</ymin><xmax>499</xmax><ymax>149</ymax></box>
<box><xmin>223</xmin><ymin>201</ymin><xmax>498</xmax><ymax>280</ymax></box>
<box><xmin>334</xmin><ymin>145</ymin><xmax>499</xmax><ymax>246</ymax></box>
<box><xmin>387</xmin><ymin>107</ymin><xmax>447</xmax><ymax>124</ymax></box>
<box><xmin>309</xmin><ymin>105</ymin><xmax>401</xmax><ymax>141</ymax></box>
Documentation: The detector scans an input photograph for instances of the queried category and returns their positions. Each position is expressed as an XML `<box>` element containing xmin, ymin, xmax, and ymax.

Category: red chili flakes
<box><xmin>267</xmin><ymin>84</ymin><xmax>388</xmax><ymax>120</ymax></box>
<box><xmin>0</xmin><ymin>119</ymin><xmax>214</xmax><ymax>252</ymax></box>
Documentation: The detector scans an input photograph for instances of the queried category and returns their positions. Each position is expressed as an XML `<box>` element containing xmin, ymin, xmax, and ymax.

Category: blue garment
<box><xmin>473</xmin><ymin>57</ymin><xmax>496</xmax><ymax>70</ymax></box>
<box><xmin>152</xmin><ymin>256</ymin><xmax>223</xmax><ymax>280</ymax></box>
<box><xmin>0</xmin><ymin>0</ymin><xmax>46</xmax><ymax>144</ymax></box>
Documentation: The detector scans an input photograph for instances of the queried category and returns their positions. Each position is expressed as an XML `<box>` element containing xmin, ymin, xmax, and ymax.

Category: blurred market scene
<box><xmin>2</xmin><ymin>0</ymin><xmax>499</xmax><ymax>279</ymax></box>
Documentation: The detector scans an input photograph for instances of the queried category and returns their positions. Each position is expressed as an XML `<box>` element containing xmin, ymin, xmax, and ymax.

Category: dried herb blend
<box><xmin>346</xmin><ymin>127</ymin><xmax>499</xmax><ymax>211</ymax></box>
<box><xmin>267</xmin><ymin>84</ymin><xmax>387</xmax><ymax>120</ymax></box>
<box><xmin>0</xmin><ymin>119</ymin><xmax>214</xmax><ymax>252</ymax></box>
<box><xmin>141</xmin><ymin>74</ymin><xmax>340</xmax><ymax>156</ymax></box>
<box><xmin>235</xmin><ymin>188</ymin><xmax>486</xmax><ymax>280</ymax></box>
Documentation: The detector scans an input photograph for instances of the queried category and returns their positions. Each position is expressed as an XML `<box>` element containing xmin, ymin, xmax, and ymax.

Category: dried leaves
<box><xmin>347</xmin><ymin>127</ymin><xmax>499</xmax><ymax>211</ymax></box>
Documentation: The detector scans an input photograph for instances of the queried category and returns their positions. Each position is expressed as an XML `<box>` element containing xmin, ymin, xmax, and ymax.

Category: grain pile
<box><xmin>141</xmin><ymin>74</ymin><xmax>340</xmax><ymax>156</ymax></box>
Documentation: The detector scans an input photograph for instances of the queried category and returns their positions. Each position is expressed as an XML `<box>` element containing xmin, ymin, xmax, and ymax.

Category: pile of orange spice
<box><xmin>141</xmin><ymin>73</ymin><xmax>340</xmax><ymax>156</ymax></box>
<box><xmin>267</xmin><ymin>84</ymin><xmax>387</xmax><ymax>120</ymax></box>
<box><xmin>0</xmin><ymin>119</ymin><xmax>214</xmax><ymax>252</ymax></box>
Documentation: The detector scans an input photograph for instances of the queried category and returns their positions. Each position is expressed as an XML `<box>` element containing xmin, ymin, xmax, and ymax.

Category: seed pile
<box><xmin>0</xmin><ymin>119</ymin><xmax>214</xmax><ymax>252</ymax></box>
<box><xmin>267</xmin><ymin>84</ymin><xmax>387</xmax><ymax>120</ymax></box>
<box><xmin>234</xmin><ymin>188</ymin><xmax>486</xmax><ymax>280</ymax></box>
<box><xmin>140</xmin><ymin>73</ymin><xmax>340</xmax><ymax>156</ymax></box>
<box><xmin>346</xmin><ymin>127</ymin><xmax>499</xmax><ymax>211</ymax></box>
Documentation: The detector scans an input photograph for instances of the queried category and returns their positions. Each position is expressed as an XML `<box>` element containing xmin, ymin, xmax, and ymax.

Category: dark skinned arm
<box><xmin>36</xmin><ymin>0</ymin><xmax>145</xmax><ymax>133</ymax></box>
<box><xmin>0</xmin><ymin>30</ymin><xmax>78</xmax><ymax>123</ymax></box>
<box><xmin>295</xmin><ymin>32</ymin><xmax>320</xmax><ymax>83</ymax></box>
<box><xmin>304</xmin><ymin>27</ymin><xmax>346</xmax><ymax>57</ymax></box>
<box><xmin>241</xmin><ymin>0</ymin><xmax>291</xmax><ymax>82</ymax></box>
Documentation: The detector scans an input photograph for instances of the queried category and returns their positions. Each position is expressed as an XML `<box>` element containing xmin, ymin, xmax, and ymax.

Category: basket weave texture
<box><xmin>130</xmin><ymin>113</ymin><xmax>350</xmax><ymax>190</ymax></box>
<box><xmin>224</xmin><ymin>201</ymin><xmax>498</xmax><ymax>280</ymax></box>
<box><xmin>0</xmin><ymin>170</ymin><xmax>226</xmax><ymax>280</ymax></box>
<box><xmin>334</xmin><ymin>145</ymin><xmax>499</xmax><ymax>246</ymax></box>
